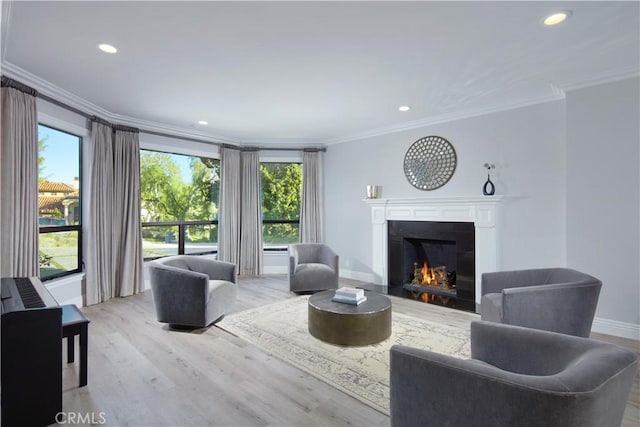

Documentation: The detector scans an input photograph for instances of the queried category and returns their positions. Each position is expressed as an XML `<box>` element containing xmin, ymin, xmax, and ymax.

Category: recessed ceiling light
<box><xmin>197</xmin><ymin>120</ymin><xmax>208</xmax><ymax>125</ymax></box>
<box><xmin>98</xmin><ymin>43</ymin><xmax>118</xmax><ymax>54</ymax></box>
<box><xmin>543</xmin><ymin>11</ymin><xmax>571</xmax><ymax>26</ymax></box>
<box><xmin>398</xmin><ymin>105</ymin><xmax>411</xmax><ymax>112</ymax></box>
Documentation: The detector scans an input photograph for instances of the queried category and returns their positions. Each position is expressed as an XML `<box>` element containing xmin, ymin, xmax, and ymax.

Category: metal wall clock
<box><xmin>403</xmin><ymin>136</ymin><xmax>457</xmax><ymax>191</ymax></box>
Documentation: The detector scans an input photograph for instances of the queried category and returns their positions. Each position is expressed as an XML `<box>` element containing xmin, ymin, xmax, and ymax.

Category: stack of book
<box><xmin>331</xmin><ymin>287</ymin><xmax>367</xmax><ymax>305</ymax></box>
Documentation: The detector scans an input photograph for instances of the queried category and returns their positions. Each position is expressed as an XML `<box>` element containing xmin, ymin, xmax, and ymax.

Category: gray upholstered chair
<box><xmin>481</xmin><ymin>267</ymin><xmax>601</xmax><ymax>337</ymax></box>
<box><xmin>288</xmin><ymin>243</ymin><xmax>339</xmax><ymax>293</ymax></box>
<box><xmin>148</xmin><ymin>255</ymin><xmax>237</xmax><ymax>328</ymax></box>
<box><xmin>390</xmin><ymin>321</ymin><xmax>638</xmax><ymax>427</ymax></box>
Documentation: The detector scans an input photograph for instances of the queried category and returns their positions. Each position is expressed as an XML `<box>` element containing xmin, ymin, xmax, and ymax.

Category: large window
<box><xmin>38</xmin><ymin>124</ymin><xmax>82</xmax><ymax>280</ymax></box>
<box><xmin>260</xmin><ymin>162</ymin><xmax>302</xmax><ymax>248</ymax></box>
<box><xmin>140</xmin><ymin>150</ymin><xmax>220</xmax><ymax>259</ymax></box>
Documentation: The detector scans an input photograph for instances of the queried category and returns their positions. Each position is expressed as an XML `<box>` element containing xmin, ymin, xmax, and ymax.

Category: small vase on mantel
<box><xmin>366</xmin><ymin>185</ymin><xmax>380</xmax><ymax>199</ymax></box>
<box><xmin>483</xmin><ymin>163</ymin><xmax>495</xmax><ymax>196</ymax></box>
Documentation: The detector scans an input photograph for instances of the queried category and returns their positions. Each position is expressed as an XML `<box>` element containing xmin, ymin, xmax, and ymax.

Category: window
<box><xmin>140</xmin><ymin>150</ymin><xmax>220</xmax><ymax>259</ymax></box>
<box><xmin>260</xmin><ymin>162</ymin><xmax>302</xmax><ymax>248</ymax></box>
<box><xmin>38</xmin><ymin>124</ymin><xmax>82</xmax><ymax>280</ymax></box>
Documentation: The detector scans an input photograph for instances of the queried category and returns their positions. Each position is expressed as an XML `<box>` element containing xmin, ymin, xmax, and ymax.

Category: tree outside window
<box><xmin>260</xmin><ymin>162</ymin><xmax>302</xmax><ymax>247</ymax></box>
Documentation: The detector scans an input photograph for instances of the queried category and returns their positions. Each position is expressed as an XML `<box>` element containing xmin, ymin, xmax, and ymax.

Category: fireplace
<box><xmin>388</xmin><ymin>221</ymin><xmax>475</xmax><ymax>311</ymax></box>
<box><xmin>364</xmin><ymin>196</ymin><xmax>502</xmax><ymax>312</ymax></box>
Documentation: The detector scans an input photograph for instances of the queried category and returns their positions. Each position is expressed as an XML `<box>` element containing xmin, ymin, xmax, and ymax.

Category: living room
<box><xmin>1</xmin><ymin>1</ymin><xmax>639</xmax><ymax>426</ymax></box>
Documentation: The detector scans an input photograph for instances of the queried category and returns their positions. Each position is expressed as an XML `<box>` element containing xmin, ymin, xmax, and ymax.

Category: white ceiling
<box><xmin>1</xmin><ymin>1</ymin><xmax>639</xmax><ymax>146</ymax></box>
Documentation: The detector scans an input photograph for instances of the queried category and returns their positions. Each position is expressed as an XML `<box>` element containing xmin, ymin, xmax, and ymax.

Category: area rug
<box><xmin>216</xmin><ymin>295</ymin><xmax>470</xmax><ymax>415</ymax></box>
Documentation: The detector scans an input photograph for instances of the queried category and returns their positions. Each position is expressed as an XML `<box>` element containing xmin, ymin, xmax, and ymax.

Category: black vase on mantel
<box><xmin>483</xmin><ymin>174</ymin><xmax>495</xmax><ymax>196</ymax></box>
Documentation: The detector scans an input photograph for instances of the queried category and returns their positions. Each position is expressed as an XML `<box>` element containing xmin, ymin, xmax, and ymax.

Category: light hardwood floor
<box><xmin>61</xmin><ymin>275</ymin><xmax>639</xmax><ymax>426</ymax></box>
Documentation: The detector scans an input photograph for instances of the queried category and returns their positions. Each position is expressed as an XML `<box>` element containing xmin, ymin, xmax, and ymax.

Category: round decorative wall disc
<box><xmin>403</xmin><ymin>136</ymin><xmax>457</xmax><ymax>191</ymax></box>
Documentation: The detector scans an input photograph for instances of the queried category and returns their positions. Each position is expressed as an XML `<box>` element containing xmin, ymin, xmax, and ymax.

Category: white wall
<box><xmin>324</xmin><ymin>100</ymin><xmax>567</xmax><ymax>279</ymax></box>
<box><xmin>566</xmin><ymin>76</ymin><xmax>640</xmax><ymax>332</ymax></box>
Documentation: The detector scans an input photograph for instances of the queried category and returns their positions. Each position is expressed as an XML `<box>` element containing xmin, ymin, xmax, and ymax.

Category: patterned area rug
<box><xmin>216</xmin><ymin>295</ymin><xmax>470</xmax><ymax>415</ymax></box>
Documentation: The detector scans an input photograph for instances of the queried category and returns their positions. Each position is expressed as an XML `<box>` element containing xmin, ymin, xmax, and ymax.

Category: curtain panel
<box><xmin>85</xmin><ymin>122</ymin><xmax>114</xmax><ymax>304</ymax></box>
<box><xmin>239</xmin><ymin>150</ymin><xmax>263</xmax><ymax>275</ymax></box>
<box><xmin>112</xmin><ymin>129</ymin><xmax>144</xmax><ymax>297</ymax></box>
<box><xmin>300</xmin><ymin>151</ymin><xmax>324</xmax><ymax>243</ymax></box>
<box><xmin>218</xmin><ymin>147</ymin><xmax>241</xmax><ymax>265</ymax></box>
<box><xmin>0</xmin><ymin>86</ymin><xmax>39</xmax><ymax>276</ymax></box>
<box><xmin>85</xmin><ymin>122</ymin><xmax>143</xmax><ymax>305</ymax></box>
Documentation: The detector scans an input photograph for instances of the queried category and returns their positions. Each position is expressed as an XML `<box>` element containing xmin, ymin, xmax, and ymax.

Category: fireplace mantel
<box><xmin>363</xmin><ymin>196</ymin><xmax>503</xmax><ymax>310</ymax></box>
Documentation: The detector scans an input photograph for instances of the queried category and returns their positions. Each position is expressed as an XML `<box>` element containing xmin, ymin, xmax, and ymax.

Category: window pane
<box><xmin>140</xmin><ymin>150</ymin><xmax>220</xmax><ymax>223</ymax></box>
<box><xmin>39</xmin><ymin>230</ymin><xmax>80</xmax><ymax>279</ymax></box>
<box><xmin>185</xmin><ymin>224</ymin><xmax>218</xmax><ymax>254</ymax></box>
<box><xmin>262</xmin><ymin>223</ymin><xmax>300</xmax><ymax>246</ymax></box>
<box><xmin>140</xmin><ymin>150</ymin><xmax>219</xmax><ymax>259</ymax></box>
<box><xmin>38</xmin><ymin>124</ymin><xmax>82</xmax><ymax>279</ymax></box>
<box><xmin>260</xmin><ymin>163</ymin><xmax>302</xmax><ymax>247</ymax></box>
<box><xmin>142</xmin><ymin>225</ymin><xmax>179</xmax><ymax>258</ymax></box>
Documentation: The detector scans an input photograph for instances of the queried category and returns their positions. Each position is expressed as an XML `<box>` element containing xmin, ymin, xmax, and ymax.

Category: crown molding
<box><xmin>324</xmin><ymin>92</ymin><xmax>566</xmax><ymax>145</ymax></box>
<box><xmin>1</xmin><ymin>61</ymin><xmax>241</xmax><ymax>145</ymax></box>
<box><xmin>3</xmin><ymin>59</ymin><xmax>638</xmax><ymax>148</ymax></box>
<box><xmin>558</xmin><ymin>66</ymin><xmax>640</xmax><ymax>92</ymax></box>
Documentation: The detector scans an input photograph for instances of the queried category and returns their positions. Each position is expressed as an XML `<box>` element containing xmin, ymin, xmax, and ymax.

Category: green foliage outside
<box><xmin>38</xmin><ymin>138</ymin><xmax>48</xmax><ymax>181</ymax></box>
<box><xmin>139</xmin><ymin>152</ymin><xmax>302</xmax><ymax>247</ymax></box>
<box><xmin>140</xmin><ymin>151</ymin><xmax>220</xmax><ymax>243</ymax></box>
<box><xmin>39</xmin><ymin>232</ymin><xmax>79</xmax><ymax>277</ymax></box>
<box><xmin>261</xmin><ymin>163</ymin><xmax>302</xmax><ymax>244</ymax></box>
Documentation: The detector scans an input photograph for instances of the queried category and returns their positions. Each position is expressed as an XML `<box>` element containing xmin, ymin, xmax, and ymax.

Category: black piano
<box><xmin>1</xmin><ymin>277</ymin><xmax>62</xmax><ymax>427</ymax></box>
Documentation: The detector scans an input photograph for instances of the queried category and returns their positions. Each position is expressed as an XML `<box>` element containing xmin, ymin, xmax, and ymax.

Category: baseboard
<box><xmin>263</xmin><ymin>265</ymin><xmax>288</xmax><ymax>274</ymax></box>
<box><xmin>592</xmin><ymin>317</ymin><xmax>640</xmax><ymax>341</ymax></box>
<box><xmin>339</xmin><ymin>269</ymin><xmax>376</xmax><ymax>283</ymax></box>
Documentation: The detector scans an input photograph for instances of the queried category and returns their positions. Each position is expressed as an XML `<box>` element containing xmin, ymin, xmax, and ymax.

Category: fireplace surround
<box><xmin>388</xmin><ymin>220</ymin><xmax>475</xmax><ymax>311</ymax></box>
<box><xmin>364</xmin><ymin>196</ymin><xmax>502</xmax><ymax>312</ymax></box>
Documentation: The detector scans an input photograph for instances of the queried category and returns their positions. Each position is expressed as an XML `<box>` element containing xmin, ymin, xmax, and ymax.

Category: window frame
<box><xmin>37</xmin><ymin>122</ymin><xmax>83</xmax><ymax>281</ymax></box>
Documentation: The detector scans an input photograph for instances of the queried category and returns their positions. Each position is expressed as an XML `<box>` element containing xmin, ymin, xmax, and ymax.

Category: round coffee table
<box><xmin>308</xmin><ymin>290</ymin><xmax>392</xmax><ymax>346</ymax></box>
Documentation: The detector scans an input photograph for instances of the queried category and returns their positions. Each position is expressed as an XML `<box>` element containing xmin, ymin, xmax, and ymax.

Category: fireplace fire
<box><xmin>411</xmin><ymin>261</ymin><xmax>453</xmax><ymax>289</ymax></box>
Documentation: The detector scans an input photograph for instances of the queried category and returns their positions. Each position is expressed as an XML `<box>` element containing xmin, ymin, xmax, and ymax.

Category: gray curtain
<box><xmin>218</xmin><ymin>147</ymin><xmax>241</xmax><ymax>265</ymax></box>
<box><xmin>0</xmin><ymin>86</ymin><xmax>39</xmax><ymax>276</ymax></box>
<box><xmin>300</xmin><ymin>151</ymin><xmax>324</xmax><ymax>243</ymax></box>
<box><xmin>112</xmin><ymin>128</ymin><xmax>144</xmax><ymax>297</ymax></box>
<box><xmin>85</xmin><ymin>122</ymin><xmax>113</xmax><ymax>304</ymax></box>
<box><xmin>239</xmin><ymin>150</ymin><xmax>263</xmax><ymax>275</ymax></box>
<box><xmin>85</xmin><ymin>121</ymin><xmax>143</xmax><ymax>305</ymax></box>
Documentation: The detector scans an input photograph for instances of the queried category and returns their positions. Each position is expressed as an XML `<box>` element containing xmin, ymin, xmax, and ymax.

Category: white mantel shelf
<box><xmin>363</xmin><ymin>196</ymin><xmax>503</xmax><ymax>310</ymax></box>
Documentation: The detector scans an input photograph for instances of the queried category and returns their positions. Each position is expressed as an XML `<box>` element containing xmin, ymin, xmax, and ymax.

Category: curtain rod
<box><xmin>220</xmin><ymin>143</ymin><xmax>326</xmax><ymax>153</ymax></box>
<box><xmin>2</xmin><ymin>75</ymin><xmax>327</xmax><ymax>153</ymax></box>
<box><xmin>1</xmin><ymin>76</ymin><xmax>38</xmax><ymax>97</ymax></box>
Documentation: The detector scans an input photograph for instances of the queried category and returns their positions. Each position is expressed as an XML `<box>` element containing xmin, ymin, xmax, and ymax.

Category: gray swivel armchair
<box><xmin>481</xmin><ymin>267</ymin><xmax>601</xmax><ymax>337</ymax></box>
<box><xmin>288</xmin><ymin>243</ymin><xmax>339</xmax><ymax>293</ymax></box>
<box><xmin>148</xmin><ymin>255</ymin><xmax>237</xmax><ymax>328</ymax></box>
<box><xmin>390</xmin><ymin>321</ymin><xmax>638</xmax><ymax>427</ymax></box>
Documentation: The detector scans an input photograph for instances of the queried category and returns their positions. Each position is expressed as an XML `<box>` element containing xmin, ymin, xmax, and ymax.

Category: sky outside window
<box><xmin>38</xmin><ymin>124</ymin><xmax>80</xmax><ymax>183</ymax></box>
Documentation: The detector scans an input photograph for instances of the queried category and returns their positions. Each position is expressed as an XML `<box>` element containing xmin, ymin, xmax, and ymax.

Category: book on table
<box><xmin>334</xmin><ymin>287</ymin><xmax>364</xmax><ymax>300</ymax></box>
<box><xmin>331</xmin><ymin>294</ymin><xmax>367</xmax><ymax>305</ymax></box>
